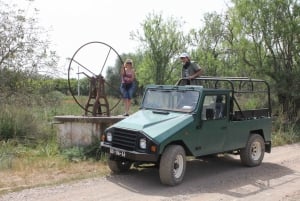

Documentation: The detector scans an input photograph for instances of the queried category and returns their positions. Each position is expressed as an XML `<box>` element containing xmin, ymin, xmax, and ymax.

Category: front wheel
<box><xmin>107</xmin><ymin>156</ymin><xmax>132</xmax><ymax>173</ymax></box>
<box><xmin>159</xmin><ymin>145</ymin><xmax>186</xmax><ymax>186</ymax></box>
<box><xmin>240</xmin><ymin>134</ymin><xmax>265</xmax><ymax>167</ymax></box>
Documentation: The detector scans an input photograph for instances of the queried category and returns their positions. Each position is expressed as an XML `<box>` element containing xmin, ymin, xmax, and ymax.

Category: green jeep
<box><xmin>101</xmin><ymin>77</ymin><xmax>272</xmax><ymax>186</ymax></box>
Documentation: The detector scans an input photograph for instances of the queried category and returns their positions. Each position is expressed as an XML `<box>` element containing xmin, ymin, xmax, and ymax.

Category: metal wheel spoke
<box><xmin>67</xmin><ymin>41</ymin><xmax>123</xmax><ymax>116</ymax></box>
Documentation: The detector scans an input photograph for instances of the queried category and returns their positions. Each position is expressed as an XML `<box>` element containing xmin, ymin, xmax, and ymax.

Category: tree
<box><xmin>229</xmin><ymin>0</ymin><xmax>300</xmax><ymax>121</ymax></box>
<box><xmin>0</xmin><ymin>0</ymin><xmax>59</xmax><ymax>103</ymax></box>
<box><xmin>130</xmin><ymin>12</ymin><xmax>187</xmax><ymax>85</ymax></box>
<box><xmin>188</xmin><ymin>12</ymin><xmax>234</xmax><ymax>76</ymax></box>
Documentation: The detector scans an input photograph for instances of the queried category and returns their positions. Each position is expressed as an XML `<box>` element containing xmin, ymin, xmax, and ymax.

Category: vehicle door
<box><xmin>196</xmin><ymin>93</ymin><xmax>229</xmax><ymax>155</ymax></box>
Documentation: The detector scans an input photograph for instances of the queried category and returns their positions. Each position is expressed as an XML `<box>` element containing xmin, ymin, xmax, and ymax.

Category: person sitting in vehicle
<box><xmin>215</xmin><ymin>95</ymin><xmax>225</xmax><ymax>119</ymax></box>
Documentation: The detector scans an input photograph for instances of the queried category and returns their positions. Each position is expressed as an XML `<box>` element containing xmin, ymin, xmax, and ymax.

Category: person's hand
<box><xmin>121</xmin><ymin>65</ymin><xmax>126</xmax><ymax>75</ymax></box>
<box><xmin>124</xmin><ymin>77</ymin><xmax>132</xmax><ymax>82</ymax></box>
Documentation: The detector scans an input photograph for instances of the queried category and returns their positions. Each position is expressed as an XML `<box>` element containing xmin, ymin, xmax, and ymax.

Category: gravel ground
<box><xmin>1</xmin><ymin>143</ymin><xmax>300</xmax><ymax>201</ymax></box>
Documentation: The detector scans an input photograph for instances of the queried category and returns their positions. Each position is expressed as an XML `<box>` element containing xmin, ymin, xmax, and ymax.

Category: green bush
<box><xmin>0</xmin><ymin>114</ymin><xmax>14</xmax><ymax>140</ymax></box>
<box><xmin>272</xmin><ymin>112</ymin><xmax>300</xmax><ymax>146</ymax></box>
<box><xmin>0</xmin><ymin>104</ymin><xmax>50</xmax><ymax>143</ymax></box>
<box><xmin>0</xmin><ymin>105</ymin><xmax>32</xmax><ymax>141</ymax></box>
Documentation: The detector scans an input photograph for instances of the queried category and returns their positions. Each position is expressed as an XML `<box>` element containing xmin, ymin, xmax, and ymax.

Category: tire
<box><xmin>240</xmin><ymin>134</ymin><xmax>265</xmax><ymax>167</ymax></box>
<box><xmin>159</xmin><ymin>145</ymin><xmax>186</xmax><ymax>186</ymax></box>
<box><xmin>107</xmin><ymin>156</ymin><xmax>132</xmax><ymax>173</ymax></box>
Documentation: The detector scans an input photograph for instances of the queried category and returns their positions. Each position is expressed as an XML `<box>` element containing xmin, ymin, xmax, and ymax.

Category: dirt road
<box><xmin>1</xmin><ymin>143</ymin><xmax>300</xmax><ymax>201</ymax></box>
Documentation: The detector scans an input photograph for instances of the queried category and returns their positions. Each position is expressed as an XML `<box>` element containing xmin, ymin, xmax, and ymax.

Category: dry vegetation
<box><xmin>0</xmin><ymin>95</ymin><xmax>141</xmax><ymax>196</ymax></box>
<box><xmin>0</xmin><ymin>158</ymin><xmax>110</xmax><ymax>195</ymax></box>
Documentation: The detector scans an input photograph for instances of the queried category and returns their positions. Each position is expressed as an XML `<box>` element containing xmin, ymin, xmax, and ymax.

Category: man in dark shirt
<box><xmin>179</xmin><ymin>53</ymin><xmax>203</xmax><ymax>80</ymax></box>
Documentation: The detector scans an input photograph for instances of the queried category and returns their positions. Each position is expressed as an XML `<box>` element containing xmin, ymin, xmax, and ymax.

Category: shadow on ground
<box><xmin>106</xmin><ymin>155</ymin><xmax>295</xmax><ymax>199</ymax></box>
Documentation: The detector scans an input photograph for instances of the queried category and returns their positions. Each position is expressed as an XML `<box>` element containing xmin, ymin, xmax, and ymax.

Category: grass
<box><xmin>0</xmin><ymin>139</ymin><xmax>110</xmax><ymax>195</ymax></box>
<box><xmin>0</xmin><ymin>156</ymin><xmax>110</xmax><ymax>195</ymax></box>
<box><xmin>51</xmin><ymin>95</ymin><xmax>140</xmax><ymax>116</ymax></box>
<box><xmin>0</xmin><ymin>95</ymin><xmax>141</xmax><ymax>195</ymax></box>
<box><xmin>271</xmin><ymin>114</ymin><xmax>300</xmax><ymax>146</ymax></box>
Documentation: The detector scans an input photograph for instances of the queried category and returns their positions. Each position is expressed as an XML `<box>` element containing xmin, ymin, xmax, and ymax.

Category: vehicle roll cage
<box><xmin>176</xmin><ymin>76</ymin><xmax>272</xmax><ymax>119</ymax></box>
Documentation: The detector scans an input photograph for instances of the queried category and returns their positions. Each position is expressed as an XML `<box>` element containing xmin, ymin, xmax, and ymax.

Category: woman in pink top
<box><xmin>120</xmin><ymin>58</ymin><xmax>136</xmax><ymax>116</ymax></box>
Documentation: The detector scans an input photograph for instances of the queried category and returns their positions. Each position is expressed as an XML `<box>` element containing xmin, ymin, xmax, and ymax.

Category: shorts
<box><xmin>120</xmin><ymin>82</ymin><xmax>135</xmax><ymax>99</ymax></box>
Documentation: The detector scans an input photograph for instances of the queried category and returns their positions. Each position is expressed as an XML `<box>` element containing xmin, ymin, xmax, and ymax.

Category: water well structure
<box><xmin>54</xmin><ymin>42</ymin><xmax>125</xmax><ymax>147</ymax></box>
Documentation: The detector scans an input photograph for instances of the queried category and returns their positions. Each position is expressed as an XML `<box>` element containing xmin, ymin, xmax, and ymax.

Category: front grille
<box><xmin>112</xmin><ymin>128</ymin><xmax>139</xmax><ymax>151</ymax></box>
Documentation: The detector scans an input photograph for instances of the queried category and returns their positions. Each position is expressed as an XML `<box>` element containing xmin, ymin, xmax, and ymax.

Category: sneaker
<box><xmin>123</xmin><ymin>113</ymin><xmax>129</xmax><ymax>116</ymax></box>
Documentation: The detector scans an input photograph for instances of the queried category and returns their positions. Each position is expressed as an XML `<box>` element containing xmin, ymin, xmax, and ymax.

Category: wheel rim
<box><xmin>173</xmin><ymin>154</ymin><xmax>184</xmax><ymax>179</ymax></box>
<box><xmin>251</xmin><ymin>141</ymin><xmax>262</xmax><ymax>160</ymax></box>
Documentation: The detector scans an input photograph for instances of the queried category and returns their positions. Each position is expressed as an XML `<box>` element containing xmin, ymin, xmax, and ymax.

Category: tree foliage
<box><xmin>130</xmin><ymin>12</ymin><xmax>187</xmax><ymax>85</ymax></box>
<box><xmin>2</xmin><ymin>0</ymin><xmax>298</xmax><ymax>122</ymax></box>
<box><xmin>187</xmin><ymin>0</ymin><xmax>299</xmax><ymax>121</ymax></box>
<box><xmin>188</xmin><ymin>12</ymin><xmax>232</xmax><ymax>76</ymax></box>
<box><xmin>0</xmin><ymin>0</ymin><xmax>59</xmax><ymax>104</ymax></box>
<box><xmin>229</xmin><ymin>0</ymin><xmax>300</xmax><ymax>120</ymax></box>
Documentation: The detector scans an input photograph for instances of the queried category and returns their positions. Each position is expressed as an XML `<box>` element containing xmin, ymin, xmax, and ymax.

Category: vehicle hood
<box><xmin>112</xmin><ymin>110</ymin><xmax>194</xmax><ymax>140</ymax></box>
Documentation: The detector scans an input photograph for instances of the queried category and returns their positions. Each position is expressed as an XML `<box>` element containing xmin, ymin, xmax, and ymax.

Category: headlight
<box><xmin>106</xmin><ymin>132</ymin><xmax>112</xmax><ymax>142</ymax></box>
<box><xmin>139</xmin><ymin>138</ymin><xmax>147</xmax><ymax>149</ymax></box>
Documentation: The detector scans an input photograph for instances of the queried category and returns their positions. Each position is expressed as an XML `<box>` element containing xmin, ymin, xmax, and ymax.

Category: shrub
<box><xmin>0</xmin><ymin>104</ymin><xmax>49</xmax><ymax>143</ymax></box>
<box><xmin>272</xmin><ymin>111</ymin><xmax>300</xmax><ymax>146</ymax></box>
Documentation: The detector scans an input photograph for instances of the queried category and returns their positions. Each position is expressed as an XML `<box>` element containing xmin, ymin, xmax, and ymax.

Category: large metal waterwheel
<box><xmin>67</xmin><ymin>41</ymin><xmax>123</xmax><ymax>116</ymax></box>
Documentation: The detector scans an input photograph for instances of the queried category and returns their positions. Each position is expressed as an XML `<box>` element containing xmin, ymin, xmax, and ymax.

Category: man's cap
<box><xmin>179</xmin><ymin>52</ymin><xmax>190</xmax><ymax>58</ymax></box>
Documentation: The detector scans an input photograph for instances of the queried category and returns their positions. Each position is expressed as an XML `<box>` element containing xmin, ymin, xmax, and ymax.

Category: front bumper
<box><xmin>101</xmin><ymin>142</ymin><xmax>159</xmax><ymax>162</ymax></box>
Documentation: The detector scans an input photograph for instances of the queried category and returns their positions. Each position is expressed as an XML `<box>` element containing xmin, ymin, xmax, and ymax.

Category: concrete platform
<box><xmin>53</xmin><ymin>115</ymin><xmax>124</xmax><ymax>148</ymax></box>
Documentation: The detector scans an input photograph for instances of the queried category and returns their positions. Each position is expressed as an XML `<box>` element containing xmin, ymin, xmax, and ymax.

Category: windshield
<box><xmin>142</xmin><ymin>89</ymin><xmax>199</xmax><ymax>112</ymax></box>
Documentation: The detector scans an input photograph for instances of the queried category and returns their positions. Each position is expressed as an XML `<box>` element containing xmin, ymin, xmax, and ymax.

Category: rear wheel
<box><xmin>108</xmin><ymin>156</ymin><xmax>132</xmax><ymax>173</ymax></box>
<box><xmin>240</xmin><ymin>134</ymin><xmax>265</xmax><ymax>167</ymax></box>
<box><xmin>159</xmin><ymin>145</ymin><xmax>186</xmax><ymax>186</ymax></box>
